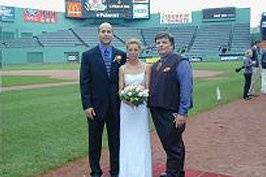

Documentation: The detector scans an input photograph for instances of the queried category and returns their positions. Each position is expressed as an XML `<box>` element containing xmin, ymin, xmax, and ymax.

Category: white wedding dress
<box><xmin>119</xmin><ymin>72</ymin><xmax>152</xmax><ymax>177</ymax></box>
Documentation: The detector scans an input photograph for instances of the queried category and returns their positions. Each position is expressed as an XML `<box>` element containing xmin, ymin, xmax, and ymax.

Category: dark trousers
<box><xmin>243</xmin><ymin>73</ymin><xmax>252</xmax><ymax>98</ymax></box>
<box><xmin>87</xmin><ymin>108</ymin><xmax>119</xmax><ymax>177</ymax></box>
<box><xmin>151</xmin><ymin>107</ymin><xmax>185</xmax><ymax>177</ymax></box>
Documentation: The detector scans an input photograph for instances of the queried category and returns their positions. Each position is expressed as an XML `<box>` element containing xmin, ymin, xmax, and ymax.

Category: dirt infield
<box><xmin>184</xmin><ymin>94</ymin><xmax>266</xmax><ymax>177</ymax></box>
<box><xmin>36</xmin><ymin>94</ymin><xmax>266</xmax><ymax>177</ymax></box>
<box><xmin>1</xmin><ymin>69</ymin><xmax>222</xmax><ymax>80</ymax></box>
<box><xmin>1</xmin><ymin>70</ymin><xmax>222</xmax><ymax>91</ymax></box>
<box><xmin>1</xmin><ymin>70</ymin><xmax>78</xmax><ymax>91</ymax></box>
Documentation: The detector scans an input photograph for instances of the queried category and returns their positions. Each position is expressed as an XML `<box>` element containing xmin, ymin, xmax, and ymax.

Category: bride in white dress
<box><xmin>118</xmin><ymin>39</ymin><xmax>152</xmax><ymax>177</ymax></box>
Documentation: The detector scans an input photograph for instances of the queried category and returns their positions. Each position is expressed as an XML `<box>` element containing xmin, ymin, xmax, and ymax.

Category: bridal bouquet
<box><xmin>119</xmin><ymin>84</ymin><xmax>149</xmax><ymax>106</ymax></box>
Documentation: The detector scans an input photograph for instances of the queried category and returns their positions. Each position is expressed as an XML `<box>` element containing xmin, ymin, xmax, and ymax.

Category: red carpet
<box><xmin>152</xmin><ymin>163</ymin><xmax>238</xmax><ymax>177</ymax></box>
<box><xmin>101</xmin><ymin>162</ymin><xmax>239</xmax><ymax>177</ymax></box>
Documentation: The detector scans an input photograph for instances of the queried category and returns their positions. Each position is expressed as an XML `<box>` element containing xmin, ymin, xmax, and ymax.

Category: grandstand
<box><xmin>188</xmin><ymin>24</ymin><xmax>231</xmax><ymax>58</ymax></box>
<box><xmin>37</xmin><ymin>29</ymin><xmax>84</xmax><ymax>47</ymax></box>
<box><xmin>7</xmin><ymin>37</ymin><xmax>41</xmax><ymax>48</ymax></box>
<box><xmin>71</xmin><ymin>26</ymin><xmax>99</xmax><ymax>47</ymax></box>
<box><xmin>230</xmin><ymin>23</ymin><xmax>251</xmax><ymax>54</ymax></box>
<box><xmin>0</xmin><ymin>5</ymin><xmax>252</xmax><ymax>65</ymax></box>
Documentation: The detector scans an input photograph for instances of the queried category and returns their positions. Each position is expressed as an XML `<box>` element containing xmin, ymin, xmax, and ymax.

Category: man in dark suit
<box><xmin>80</xmin><ymin>22</ymin><xmax>126</xmax><ymax>177</ymax></box>
<box><xmin>148</xmin><ymin>32</ymin><xmax>193</xmax><ymax>177</ymax></box>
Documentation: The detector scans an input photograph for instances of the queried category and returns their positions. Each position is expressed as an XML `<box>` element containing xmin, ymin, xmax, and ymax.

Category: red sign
<box><xmin>23</xmin><ymin>9</ymin><xmax>57</xmax><ymax>23</ymax></box>
<box><xmin>66</xmin><ymin>1</ymin><xmax>82</xmax><ymax>18</ymax></box>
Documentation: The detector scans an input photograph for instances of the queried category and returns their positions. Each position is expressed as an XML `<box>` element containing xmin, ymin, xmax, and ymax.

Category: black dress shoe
<box><xmin>159</xmin><ymin>172</ymin><xmax>167</xmax><ymax>177</ymax></box>
<box><xmin>244</xmin><ymin>96</ymin><xmax>252</xmax><ymax>101</ymax></box>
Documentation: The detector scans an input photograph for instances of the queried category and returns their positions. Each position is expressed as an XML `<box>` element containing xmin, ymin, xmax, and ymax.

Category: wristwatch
<box><xmin>172</xmin><ymin>113</ymin><xmax>187</xmax><ymax>119</ymax></box>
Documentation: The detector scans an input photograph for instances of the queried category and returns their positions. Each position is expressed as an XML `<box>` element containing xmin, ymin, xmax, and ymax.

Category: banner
<box><xmin>0</xmin><ymin>6</ymin><xmax>15</xmax><ymax>21</ymax></box>
<box><xmin>160</xmin><ymin>13</ymin><xmax>191</xmax><ymax>24</ymax></box>
<box><xmin>24</xmin><ymin>8</ymin><xmax>57</xmax><ymax>23</ymax></box>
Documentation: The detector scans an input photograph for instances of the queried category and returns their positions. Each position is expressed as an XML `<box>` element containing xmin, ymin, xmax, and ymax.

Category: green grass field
<box><xmin>1</xmin><ymin>76</ymin><xmax>71</xmax><ymax>87</ymax></box>
<box><xmin>0</xmin><ymin>61</ymin><xmax>259</xmax><ymax>177</ymax></box>
<box><xmin>190</xmin><ymin>61</ymin><xmax>246</xmax><ymax>115</ymax></box>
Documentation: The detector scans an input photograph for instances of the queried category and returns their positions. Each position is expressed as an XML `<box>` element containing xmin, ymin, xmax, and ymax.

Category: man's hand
<box><xmin>84</xmin><ymin>107</ymin><xmax>96</xmax><ymax>120</ymax></box>
<box><xmin>173</xmin><ymin>114</ymin><xmax>187</xmax><ymax>128</ymax></box>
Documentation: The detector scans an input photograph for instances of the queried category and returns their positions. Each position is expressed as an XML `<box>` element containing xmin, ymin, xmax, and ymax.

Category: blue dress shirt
<box><xmin>175</xmin><ymin>59</ymin><xmax>193</xmax><ymax>116</ymax></box>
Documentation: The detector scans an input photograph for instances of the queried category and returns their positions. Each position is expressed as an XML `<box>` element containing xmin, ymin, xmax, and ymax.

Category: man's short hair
<box><xmin>98</xmin><ymin>22</ymin><xmax>112</xmax><ymax>33</ymax></box>
<box><xmin>154</xmin><ymin>32</ymin><xmax>175</xmax><ymax>49</ymax></box>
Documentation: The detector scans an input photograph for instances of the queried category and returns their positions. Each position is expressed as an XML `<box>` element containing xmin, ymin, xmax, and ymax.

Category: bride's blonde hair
<box><xmin>126</xmin><ymin>38</ymin><xmax>142</xmax><ymax>50</ymax></box>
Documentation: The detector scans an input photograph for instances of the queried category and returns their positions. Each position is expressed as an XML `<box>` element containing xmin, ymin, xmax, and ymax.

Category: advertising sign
<box><xmin>160</xmin><ymin>13</ymin><xmax>191</xmax><ymax>24</ymax></box>
<box><xmin>203</xmin><ymin>7</ymin><xmax>236</xmax><ymax>20</ymax></box>
<box><xmin>24</xmin><ymin>9</ymin><xmax>57</xmax><ymax>23</ymax></box>
<box><xmin>65</xmin><ymin>0</ymin><xmax>150</xmax><ymax>19</ymax></box>
<box><xmin>0</xmin><ymin>6</ymin><xmax>15</xmax><ymax>21</ymax></box>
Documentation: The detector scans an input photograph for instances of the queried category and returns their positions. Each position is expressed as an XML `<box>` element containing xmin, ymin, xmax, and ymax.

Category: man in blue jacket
<box><xmin>80</xmin><ymin>22</ymin><xmax>126</xmax><ymax>177</ymax></box>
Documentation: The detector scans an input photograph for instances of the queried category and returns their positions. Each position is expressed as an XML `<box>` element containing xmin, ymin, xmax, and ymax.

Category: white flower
<box><xmin>113</xmin><ymin>55</ymin><xmax>122</xmax><ymax>63</ymax></box>
<box><xmin>138</xmin><ymin>92</ymin><xmax>144</xmax><ymax>97</ymax></box>
<box><xmin>120</xmin><ymin>90</ymin><xmax>125</xmax><ymax>95</ymax></box>
<box><xmin>119</xmin><ymin>84</ymin><xmax>148</xmax><ymax>107</ymax></box>
<box><xmin>143</xmin><ymin>90</ymin><xmax>149</xmax><ymax>97</ymax></box>
<box><xmin>135</xmin><ymin>86</ymin><xmax>142</xmax><ymax>92</ymax></box>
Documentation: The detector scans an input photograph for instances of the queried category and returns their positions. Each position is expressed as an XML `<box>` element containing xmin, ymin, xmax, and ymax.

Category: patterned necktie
<box><xmin>103</xmin><ymin>49</ymin><xmax>111</xmax><ymax>76</ymax></box>
<box><xmin>104</xmin><ymin>48</ymin><xmax>110</xmax><ymax>57</ymax></box>
<box><xmin>156</xmin><ymin>61</ymin><xmax>162</xmax><ymax>71</ymax></box>
<box><xmin>156</xmin><ymin>58</ymin><xmax>167</xmax><ymax>71</ymax></box>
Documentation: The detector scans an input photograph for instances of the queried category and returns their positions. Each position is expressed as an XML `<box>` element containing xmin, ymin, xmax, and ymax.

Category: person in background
<box><xmin>249</xmin><ymin>42</ymin><xmax>260</xmax><ymax>96</ymax></box>
<box><xmin>261</xmin><ymin>49</ymin><xmax>266</xmax><ymax>94</ymax></box>
<box><xmin>243</xmin><ymin>49</ymin><xmax>253</xmax><ymax>100</ymax></box>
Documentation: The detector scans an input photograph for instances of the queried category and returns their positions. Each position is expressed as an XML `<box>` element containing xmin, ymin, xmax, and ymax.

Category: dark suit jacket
<box><xmin>80</xmin><ymin>45</ymin><xmax>126</xmax><ymax>120</ymax></box>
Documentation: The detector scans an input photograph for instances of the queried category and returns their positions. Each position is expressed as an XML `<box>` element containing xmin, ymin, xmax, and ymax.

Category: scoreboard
<box><xmin>202</xmin><ymin>7</ymin><xmax>236</xmax><ymax>20</ymax></box>
<box><xmin>66</xmin><ymin>0</ymin><xmax>149</xmax><ymax>19</ymax></box>
<box><xmin>261</xmin><ymin>12</ymin><xmax>266</xmax><ymax>40</ymax></box>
